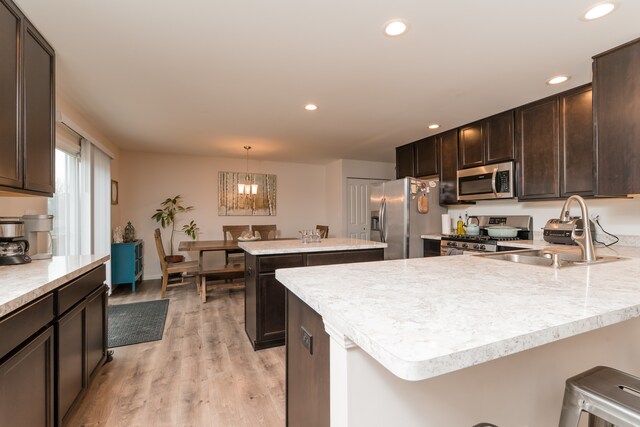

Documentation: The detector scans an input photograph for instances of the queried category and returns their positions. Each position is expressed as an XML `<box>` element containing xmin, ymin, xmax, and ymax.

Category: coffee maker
<box><xmin>0</xmin><ymin>218</ymin><xmax>32</xmax><ymax>265</ymax></box>
<box><xmin>22</xmin><ymin>214</ymin><xmax>53</xmax><ymax>259</ymax></box>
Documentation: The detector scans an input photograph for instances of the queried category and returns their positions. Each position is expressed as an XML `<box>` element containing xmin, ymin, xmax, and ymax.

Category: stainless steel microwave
<box><xmin>457</xmin><ymin>161</ymin><xmax>515</xmax><ymax>201</ymax></box>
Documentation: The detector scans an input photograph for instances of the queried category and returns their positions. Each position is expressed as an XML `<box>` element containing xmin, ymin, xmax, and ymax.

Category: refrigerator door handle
<box><xmin>380</xmin><ymin>197</ymin><xmax>386</xmax><ymax>243</ymax></box>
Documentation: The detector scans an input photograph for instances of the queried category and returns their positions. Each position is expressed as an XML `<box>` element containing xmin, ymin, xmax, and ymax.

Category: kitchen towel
<box><xmin>441</xmin><ymin>214</ymin><xmax>451</xmax><ymax>234</ymax></box>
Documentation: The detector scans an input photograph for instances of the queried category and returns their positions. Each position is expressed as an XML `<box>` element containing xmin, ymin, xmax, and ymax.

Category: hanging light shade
<box><xmin>238</xmin><ymin>146</ymin><xmax>258</xmax><ymax>195</ymax></box>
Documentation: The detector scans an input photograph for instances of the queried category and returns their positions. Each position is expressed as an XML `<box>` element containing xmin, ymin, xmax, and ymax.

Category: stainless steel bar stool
<box><xmin>559</xmin><ymin>366</ymin><xmax>640</xmax><ymax>427</ymax></box>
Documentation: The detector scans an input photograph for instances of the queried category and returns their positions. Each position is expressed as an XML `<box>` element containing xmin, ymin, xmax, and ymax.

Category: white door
<box><xmin>347</xmin><ymin>178</ymin><xmax>384</xmax><ymax>240</ymax></box>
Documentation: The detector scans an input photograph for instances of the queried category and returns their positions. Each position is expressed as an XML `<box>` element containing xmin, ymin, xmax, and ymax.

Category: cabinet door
<box><xmin>286</xmin><ymin>292</ymin><xmax>330</xmax><ymax>427</ymax></box>
<box><xmin>57</xmin><ymin>302</ymin><xmax>86</xmax><ymax>426</ymax></box>
<box><xmin>485</xmin><ymin>111</ymin><xmax>515</xmax><ymax>164</ymax></box>
<box><xmin>0</xmin><ymin>326</ymin><xmax>54</xmax><ymax>427</ymax></box>
<box><xmin>458</xmin><ymin>122</ymin><xmax>484</xmax><ymax>168</ymax></box>
<box><xmin>23</xmin><ymin>23</ymin><xmax>55</xmax><ymax>194</ymax></box>
<box><xmin>259</xmin><ymin>274</ymin><xmax>286</xmax><ymax>343</ymax></box>
<box><xmin>86</xmin><ymin>285</ymin><xmax>107</xmax><ymax>380</ymax></box>
<box><xmin>516</xmin><ymin>97</ymin><xmax>560</xmax><ymax>199</ymax></box>
<box><xmin>560</xmin><ymin>85</ymin><xmax>594</xmax><ymax>197</ymax></box>
<box><xmin>415</xmin><ymin>136</ymin><xmax>439</xmax><ymax>177</ymax></box>
<box><xmin>395</xmin><ymin>143</ymin><xmax>415</xmax><ymax>179</ymax></box>
<box><xmin>594</xmin><ymin>38</ymin><xmax>640</xmax><ymax>195</ymax></box>
<box><xmin>439</xmin><ymin>130</ymin><xmax>459</xmax><ymax>205</ymax></box>
<box><xmin>0</xmin><ymin>0</ymin><xmax>21</xmax><ymax>189</ymax></box>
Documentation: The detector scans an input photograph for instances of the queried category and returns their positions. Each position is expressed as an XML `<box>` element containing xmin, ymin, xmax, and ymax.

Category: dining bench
<box><xmin>198</xmin><ymin>262</ymin><xmax>245</xmax><ymax>303</ymax></box>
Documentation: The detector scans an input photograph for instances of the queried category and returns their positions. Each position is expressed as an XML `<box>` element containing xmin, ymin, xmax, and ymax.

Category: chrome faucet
<box><xmin>559</xmin><ymin>195</ymin><xmax>597</xmax><ymax>262</ymax></box>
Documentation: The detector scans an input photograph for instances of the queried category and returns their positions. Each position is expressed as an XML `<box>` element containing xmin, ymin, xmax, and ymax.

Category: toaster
<box><xmin>543</xmin><ymin>217</ymin><xmax>596</xmax><ymax>245</ymax></box>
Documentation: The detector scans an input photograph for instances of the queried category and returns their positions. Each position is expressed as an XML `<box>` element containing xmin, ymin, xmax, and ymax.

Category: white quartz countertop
<box><xmin>238</xmin><ymin>237</ymin><xmax>387</xmax><ymax>255</ymax></box>
<box><xmin>276</xmin><ymin>245</ymin><xmax>640</xmax><ymax>381</ymax></box>
<box><xmin>0</xmin><ymin>255</ymin><xmax>109</xmax><ymax>318</ymax></box>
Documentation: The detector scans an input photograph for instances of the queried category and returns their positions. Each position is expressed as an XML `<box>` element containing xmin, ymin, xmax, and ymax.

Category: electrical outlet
<box><xmin>590</xmin><ymin>212</ymin><xmax>600</xmax><ymax>221</ymax></box>
<box><xmin>301</xmin><ymin>326</ymin><xmax>313</xmax><ymax>355</ymax></box>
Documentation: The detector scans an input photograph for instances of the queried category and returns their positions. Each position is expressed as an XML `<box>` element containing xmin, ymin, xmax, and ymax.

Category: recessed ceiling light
<box><xmin>304</xmin><ymin>104</ymin><xmax>318</xmax><ymax>111</ymax></box>
<box><xmin>583</xmin><ymin>2</ymin><xmax>616</xmax><ymax>20</ymax></box>
<box><xmin>428</xmin><ymin>124</ymin><xmax>440</xmax><ymax>130</ymax></box>
<box><xmin>384</xmin><ymin>20</ymin><xmax>407</xmax><ymax>37</ymax></box>
<box><xmin>546</xmin><ymin>75</ymin><xmax>571</xmax><ymax>85</ymax></box>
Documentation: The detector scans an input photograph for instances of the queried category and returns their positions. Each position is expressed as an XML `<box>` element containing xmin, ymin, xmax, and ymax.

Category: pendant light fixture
<box><xmin>238</xmin><ymin>146</ymin><xmax>258</xmax><ymax>195</ymax></box>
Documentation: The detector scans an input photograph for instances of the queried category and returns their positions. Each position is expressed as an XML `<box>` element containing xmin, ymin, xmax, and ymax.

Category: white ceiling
<box><xmin>13</xmin><ymin>0</ymin><xmax>640</xmax><ymax>164</ymax></box>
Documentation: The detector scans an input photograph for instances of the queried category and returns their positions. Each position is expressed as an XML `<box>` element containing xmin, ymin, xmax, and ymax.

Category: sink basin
<box><xmin>477</xmin><ymin>249</ymin><xmax>626</xmax><ymax>268</ymax></box>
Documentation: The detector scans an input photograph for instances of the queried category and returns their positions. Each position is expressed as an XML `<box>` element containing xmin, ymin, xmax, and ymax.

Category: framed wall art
<box><xmin>218</xmin><ymin>172</ymin><xmax>276</xmax><ymax>216</ymax></box>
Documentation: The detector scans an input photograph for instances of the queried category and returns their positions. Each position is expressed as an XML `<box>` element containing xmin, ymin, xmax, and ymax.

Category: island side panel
<box><xmin>286</xmin><ymin>291</ymin><xmax>330</xmax><ymax>427</ymax></box>
<box><xmin>329</xmin><ymin>316</ymin><xmax>640</xmax><ymax>427</ymax></box>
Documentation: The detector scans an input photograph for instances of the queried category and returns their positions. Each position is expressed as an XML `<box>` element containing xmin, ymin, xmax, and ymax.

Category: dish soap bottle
<box><xmin>456</xmin><ymin>215</ymin><xmax>465</xmax><ymax>235</ymax></box>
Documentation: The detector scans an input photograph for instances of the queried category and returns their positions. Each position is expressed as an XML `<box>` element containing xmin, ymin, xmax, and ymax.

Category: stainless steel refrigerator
<box><xmin>370</xmin><ymin>177</ymin><xmax>445</xmax><ymax>260</ymax></box>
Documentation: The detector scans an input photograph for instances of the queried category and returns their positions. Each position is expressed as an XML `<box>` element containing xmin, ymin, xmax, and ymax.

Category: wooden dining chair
<box><xmin>315</xmin><ymin>225</ymin><xmax>329</xmax><ymax>238</ymax></box>
<box><xmin>154</xmin><ymin>229</ymin><xmax>199</xmax><ymax>298</ymax></box>
<box><xmin>251</xmin><ymin>224</ymin><xmax>277</xmax><ymax>240</ymax></box>
<box><xmin>222</xmin><ymin>225</ymin><xmax>250</xmax><ymax>265</ymax></box>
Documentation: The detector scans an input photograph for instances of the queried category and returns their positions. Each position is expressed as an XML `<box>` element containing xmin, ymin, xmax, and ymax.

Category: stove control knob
<box><xmin>473</xmin><ymin>244</ymin><xmax>480</xmax><ymax>249</ymax></box>
<box><xmin>462</xmin><ymin>243</ymin><xmax>469</xmax><ymax>249</ymax></box>
<box><xmin>478</xmin><ymin>244</ymin><xmax>486</xmax><ymax>250</ymax></box>
<box><xmin>447</xmin><ymin>241</ymin><xmax>456</xmax><ymax>247</ymax></box>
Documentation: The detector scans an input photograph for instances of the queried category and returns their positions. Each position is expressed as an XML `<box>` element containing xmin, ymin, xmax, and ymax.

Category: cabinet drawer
<box><xmin>57</xmin><ymin>265</ymin><xmax>106</xmax><ymax>315</ymax></box>
<box><xmin>306</xmin><ymin>249</ymin><xmax>384</xmax><ymax>266</ymax></box>
<box><xmin>258</xmin><ymin>254</ymin><xmax>304</xmax><ymax>273</ymax></box>
<box><xmin>0</xmin><ymin>293</ymin><xmax>54</xmax><ymax>360</ymax></box>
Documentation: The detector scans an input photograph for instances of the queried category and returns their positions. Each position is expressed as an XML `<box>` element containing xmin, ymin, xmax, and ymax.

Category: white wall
<box><xmin>0</xmin><ymin>196</ymin><xmax>47</xmax><ymax>217</ymax></box>
<box><xmin>119</xmin><ymin>151</ymin><xmax>328</xmax><ymax>279</ymax></box>
<box><xmin>448</xmin><ymin>197</ymin><xmax>640</xmax><ymax>239</ymax></box>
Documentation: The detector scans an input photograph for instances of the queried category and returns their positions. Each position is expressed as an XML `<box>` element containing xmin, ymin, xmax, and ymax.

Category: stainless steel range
<box><xmin>440</xmin><ymin>215</ymin><xmax>533</xmax><ymax>255</ymax></box>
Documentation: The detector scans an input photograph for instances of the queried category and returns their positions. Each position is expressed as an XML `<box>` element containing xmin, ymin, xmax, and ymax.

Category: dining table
<box><xmin>178</xmin><ymin>239</ymin><xmax>244</xmax><ymax>268</ymax></box>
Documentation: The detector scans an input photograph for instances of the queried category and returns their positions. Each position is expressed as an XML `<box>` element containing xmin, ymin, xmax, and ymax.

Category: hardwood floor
<box><xmin>66</xmin><ymin>279</ymin><xmax>286</xmax><ymax>427</ymax></box>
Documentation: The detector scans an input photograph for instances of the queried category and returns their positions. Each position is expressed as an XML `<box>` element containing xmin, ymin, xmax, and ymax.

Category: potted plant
<box><xmin>151</xmin><ymin>195</ymin><xmax>199</xmax><ymax>262</ymax></box>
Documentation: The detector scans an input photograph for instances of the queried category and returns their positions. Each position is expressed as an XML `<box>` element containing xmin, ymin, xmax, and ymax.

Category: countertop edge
<box><xmin>239</xmin><ymin>238</ymin><xmax>387</xmax><ymax>255</ymax></box>
<box><xmin>0</xmin><ymin>255</ymin><xmax>110</xmax><ymax>318</ymax></box>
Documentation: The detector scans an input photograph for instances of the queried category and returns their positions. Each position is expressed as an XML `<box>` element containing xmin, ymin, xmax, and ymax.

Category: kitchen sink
<box><xmin>477</xmin><ymin>249</ymin><xmax>626</xmax><ymax>268</ymax></box>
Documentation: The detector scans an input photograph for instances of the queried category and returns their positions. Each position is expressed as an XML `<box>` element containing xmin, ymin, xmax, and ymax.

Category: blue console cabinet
<box><xmin>111</xmin><ymin>240</ymin><xmax>143</xmax><ymax>292</ymax></box>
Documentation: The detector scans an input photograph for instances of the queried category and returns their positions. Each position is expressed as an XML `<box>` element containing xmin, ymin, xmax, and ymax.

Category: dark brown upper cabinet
<box><xmin>23</xmin><ymin>22</ymin><xmax>55</xmax><ymax>195</ymax></box>
<box><xmin>395</xmin><ymin>142</ymin><xmax>415</xmax><ymax>179</ymax></box>
<box><xmin>516</xmin><ymin>97</ymin><xmax>560</xmax><ymax>200</ymax></box>
<box><xmin>459</xmin><ymin>111</ymin><xmax>515</xmax><ymax>169</ymax></box>
<box><xmin>516</xmin><ymin>84</ymin><xmax>594</xmax><ymax>200</ymax></box>
<box><xmin>593</xmin><ymin>37</ymin><xmax>640</xmax><ymax>196</ymax></box>
<box><xmin>560</xmin><ymin>85</ymin><xmax>594</xmax><ymax>197</ymax></box>
<box><xmin>415</xmin><ymin>136</ymin><xmax>439</xmax><ymax>177</ymax></box>
<box><xmin>0</xmin><ymin>0</ymin><xmax>55</xmax><ymax>196</ymax></box>
<box><xmin>0</xmin><ymin>0</ymin><xmax>22</xmax><ymax>189</ymax></box>
<box><xmin>458</xmin><ymin>123</ymin><xmax>484</xmax><ymax>168</ymax></box>
<box><xmin>438</xmin><ymin>130</ymin><xmax>460</xmax><ymax>205</ymax></box>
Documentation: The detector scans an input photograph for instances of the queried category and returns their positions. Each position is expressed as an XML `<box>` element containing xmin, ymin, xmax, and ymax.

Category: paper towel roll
<box><xmin>441</xmin><ymin>214</ymin><xmax>451</xmax><ymax>235</ymax></box>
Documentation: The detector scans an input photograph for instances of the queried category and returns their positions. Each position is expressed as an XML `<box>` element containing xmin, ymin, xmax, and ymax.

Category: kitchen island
<box><xmin>238</xmin><ymin>238</ymin><xmax>386</xmax><ymax>350</ymax></box>
<box><xmin>276</xmin><ymin>245</ymin><xmax>640</xmax><ymax>426</ymax></box>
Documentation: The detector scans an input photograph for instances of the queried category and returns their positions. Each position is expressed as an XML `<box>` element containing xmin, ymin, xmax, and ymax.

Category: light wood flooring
<box><xmin>66</xmin><ymin>279</ymin><xmax>286</xmax><ymax>427</ymax></box>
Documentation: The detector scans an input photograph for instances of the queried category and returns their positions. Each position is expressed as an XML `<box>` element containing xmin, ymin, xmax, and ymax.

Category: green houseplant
<box><xmin>151</xmin><ymin>195</ymin><xmax>199</xmax><ymax>262</ymax></box>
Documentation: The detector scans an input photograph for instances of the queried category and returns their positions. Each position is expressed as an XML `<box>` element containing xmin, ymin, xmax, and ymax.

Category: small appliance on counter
<box><xmin>0</xmin><ymin>217</ymin><xmax>32</xmax><ymax>265</ymax></box>
<box><xmin>22</xmin><ymin>214</ymin><xmax>54</xmax><ymax>259</ymax></box>
<box><xmin>440</xmin><ymin>215</ymin><xmax>532</xmax><ymax>255</ymax></box>
<box><xmin>543</xmin><ymin>217</ymin><xmax>595</xmax><ymax>245</ymax></box>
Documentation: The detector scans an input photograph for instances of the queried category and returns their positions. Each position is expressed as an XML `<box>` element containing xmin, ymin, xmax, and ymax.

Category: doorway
<box><xmin>346</xmin><ymin>178</ymin><xmax>384</xmax><ymax>239</ymax></box>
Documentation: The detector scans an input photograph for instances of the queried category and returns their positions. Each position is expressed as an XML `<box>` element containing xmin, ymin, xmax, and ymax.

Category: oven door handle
<box><xmin>491</xmin><ymin>167</ymin><xmax>498</xmax><ymax>197</ymax></box>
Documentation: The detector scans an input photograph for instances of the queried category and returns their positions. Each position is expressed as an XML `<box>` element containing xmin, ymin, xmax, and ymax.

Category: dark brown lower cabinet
<box><xmin>0</xmin><ymin>326</ymin><xmax>54</xmax><ymax>427</ymax></box>
<box><xmin>56</xmin><ymin>271</ymin><xmax>107</xmax><ymax>426</ymax></box>
<box><xmin>57</xmin><ymin>303</ymin><xmax>85</xmax><ymax>426</ymax></box>
<box><xmin>286</xmin><ymin>292</ymin><xmax>330</xmax><ymax>427</ymax></box>
<box><xmin>245</xmin><ymin>249</ymin><xmax>383</xmax><ymax>350</ymax></box>
<box><xmin>0</xmin><ymin>263</ymin><xmax>106</xmax><ymax>427</ymax></box>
